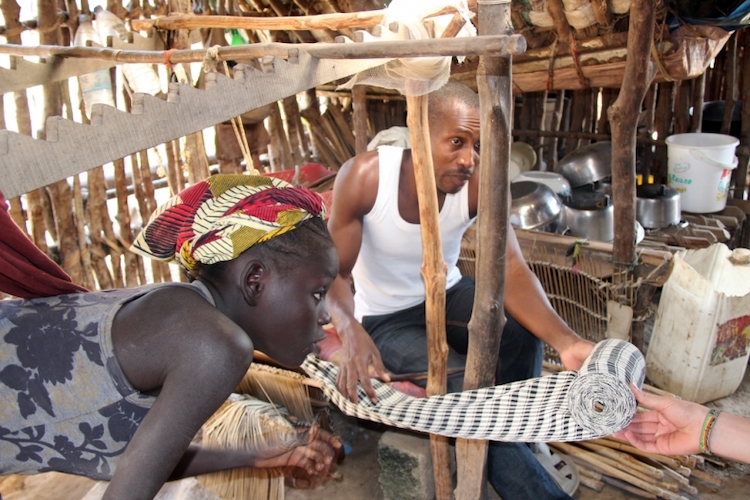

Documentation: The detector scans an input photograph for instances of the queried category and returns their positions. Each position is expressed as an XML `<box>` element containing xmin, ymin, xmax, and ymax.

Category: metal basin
<box><xmin>512</xmin><ymin>171</ymin><xmax>571</xmax><ymax>197</ymax></box>
<box><xmin>636</xmin><ymin>184</ymin><xmax>681</xmax><ymax>229</ymax></box>
<box><xmin>510</xmin><ymin>181</ymin><xmax>561</xmax><ymax>231</ymax></box>
<box><xmin>558</xmin><ymin>190</ymin><xmax>614</xmax><ymax>242</ymax></box>
<box><xmin>555</xmin><ymin>141</ymin><xmax>612</xmax><ymax>188</ymax></box>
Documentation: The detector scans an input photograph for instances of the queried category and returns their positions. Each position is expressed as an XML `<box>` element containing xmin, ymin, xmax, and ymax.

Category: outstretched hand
<box><xmin>613</xmin><ymin>385</ymin><xmax>707</xmax><ymax>456</ymax></box>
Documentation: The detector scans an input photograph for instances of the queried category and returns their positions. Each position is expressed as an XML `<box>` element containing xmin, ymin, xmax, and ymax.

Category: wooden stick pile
<box><xmin>550</xmin><ymin>437</ymin><xmax>725</xmax><ymax>499</ymax></box>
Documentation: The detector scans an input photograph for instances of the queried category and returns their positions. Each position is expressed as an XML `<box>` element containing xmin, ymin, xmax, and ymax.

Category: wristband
<box><xmin>699</xmin><ymin>408</ymin><xmax>721</xmax><ymax>454</ymax></box>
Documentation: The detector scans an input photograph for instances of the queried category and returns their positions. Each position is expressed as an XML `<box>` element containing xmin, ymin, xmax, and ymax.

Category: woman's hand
<box><xmin>254</xmin><ymin>424</ymin><xmax>342</xmax><ymax>483</ymax></box>
<box><xmin>613</xmin><ymin>385</ymin><xmax>707</xmax><ymax>456</ymax></box>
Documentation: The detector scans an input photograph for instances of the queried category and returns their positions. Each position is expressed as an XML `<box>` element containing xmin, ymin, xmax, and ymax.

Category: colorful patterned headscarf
<box><xmin>131</xmin><ymin>174</ymin><xmax>325</xmax><ymax>271</ymax></box>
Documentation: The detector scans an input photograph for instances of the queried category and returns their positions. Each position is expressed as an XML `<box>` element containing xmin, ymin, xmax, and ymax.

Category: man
<box><xmin>325</xmin><ymin>82</ymin><xmax>594</xmax><ymax>499</ymax></box>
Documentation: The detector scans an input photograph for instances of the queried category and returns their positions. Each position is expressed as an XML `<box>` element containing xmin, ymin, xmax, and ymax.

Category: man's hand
<box><xmin>335</xmin><ymin>324</ymin><xmax>390</xmax><ymax>404</ymax></box>
<box><xmin>558</xmin><ymin>338</ymin><xmax>595</xmax><ymax>371</ymax></box>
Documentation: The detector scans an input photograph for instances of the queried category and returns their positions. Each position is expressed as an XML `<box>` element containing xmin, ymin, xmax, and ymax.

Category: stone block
<box><xmin>378</xmin><ymin>431</ymin><xmax>436</xmax><ymax>500</ymax></box>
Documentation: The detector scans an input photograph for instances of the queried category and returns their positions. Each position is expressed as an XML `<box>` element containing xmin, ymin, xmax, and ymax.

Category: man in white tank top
<box><xmin>326</xmin><ymin>82</ymin><xmax>594</xmax><ymax>499</ymax></box>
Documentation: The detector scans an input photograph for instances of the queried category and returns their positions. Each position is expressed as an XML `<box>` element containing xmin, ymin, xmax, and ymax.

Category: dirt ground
<box><xmin>2</xmin><ymin>370</ymin><xmax>749</xmax><ymax>500</ymax></box>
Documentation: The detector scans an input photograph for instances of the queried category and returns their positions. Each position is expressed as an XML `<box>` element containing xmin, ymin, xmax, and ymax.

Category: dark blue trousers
<box><xmin>362</xmin><ymin>275</ymin><xmax>572</xmax><ymax>500</ymax></box>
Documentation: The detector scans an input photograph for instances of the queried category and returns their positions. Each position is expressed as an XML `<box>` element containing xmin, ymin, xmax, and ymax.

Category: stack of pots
<box><xmin>553</xmin><ymin>141</ymin><xmax>615</xmax><ymax>241</ymax></box>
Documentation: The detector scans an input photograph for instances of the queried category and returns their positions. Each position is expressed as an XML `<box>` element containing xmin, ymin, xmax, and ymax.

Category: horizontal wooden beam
<box><xmin>0</xmin><ymin>34</ymin><xmax>526</xmax><ymax>63</ymax></box>
<box><xmin>131</xmin><ymin>11</ymin><xmax>385</xmax><ymax>32</ymax></box>
<box><xmin>129</xmin><ymin>3</ymin><xmax>478</xmax><ymax>32</ymax></box>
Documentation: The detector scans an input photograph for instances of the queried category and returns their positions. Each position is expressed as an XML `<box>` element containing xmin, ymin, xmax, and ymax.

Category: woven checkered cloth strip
<box><xmin>302</xmin><ymin>339</ymin><xmax>645</xmax><ymax>442</ymax></box>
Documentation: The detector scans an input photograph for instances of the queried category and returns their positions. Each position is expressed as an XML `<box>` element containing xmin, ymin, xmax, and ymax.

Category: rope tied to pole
<box><xmin>202</xmin><ymin>45</ymin><xmax>222</xmax><ymax>73</ymax></box>
<box><xmin>163</xmin><ymin>48</ymin><xmax>177</xmax><ymax>69</ymax></box>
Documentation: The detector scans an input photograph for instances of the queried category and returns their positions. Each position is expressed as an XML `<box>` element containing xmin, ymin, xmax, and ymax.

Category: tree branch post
<box><xmin>608</xmin><ymin>0</ymin><xmax>656</xmax><ymax>270</ymax></box>
<box><xmin>456</xmin><ymin>1</ymin><xmax>514</xmax><ymax>498</ymax></box>
<box><xmin>406</xmin><ymin>93</ymin><xmax>453</xmax><ymax>500</ymax></box>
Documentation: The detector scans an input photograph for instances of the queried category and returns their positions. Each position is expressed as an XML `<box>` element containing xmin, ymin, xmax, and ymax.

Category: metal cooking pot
<box><xmin>510</xmin><ymin>181</ymin><xmax>561</xmax><ymax>231</ymax></box>
<box><xmin>636</xmin><ymin>184</ymin><xmax>681</xmax><ymax>229</ymax></box>
<box><xmin>555</xmin><ymin>141</ymin><xmax>612</xmax><ymax>188</ymax></box>
<box><xmin>558</xmin><ymin>190</ymin><xmax>614</xmax><ymax>242</ymax></box>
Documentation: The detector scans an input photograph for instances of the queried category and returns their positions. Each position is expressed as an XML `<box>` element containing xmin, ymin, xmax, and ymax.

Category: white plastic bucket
<box><xmin>665</xmin><ymin>133</ymin><xmax>738</xmax><ymax>213</ymax></box>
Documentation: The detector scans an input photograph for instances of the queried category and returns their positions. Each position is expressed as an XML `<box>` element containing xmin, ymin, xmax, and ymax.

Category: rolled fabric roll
<box><xmin>568</xmin><ymin>339</ymin><xmax>644</xmax><ymax>436</ymax></box>
<box><xmin>302</xmin><ymin>339</ymin><xmax>645</xmax><ymax>442</ymax></box>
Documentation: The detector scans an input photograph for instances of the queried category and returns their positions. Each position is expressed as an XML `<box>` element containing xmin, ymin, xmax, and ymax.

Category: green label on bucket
<box><xmin>672</xmin><ymin>162</ymin><xmax>690</xmax><ymax>174</ymax></box>
<box><xmin>668</xmin><ymin>173</ymin><xmax>692</xmax><ymax>185</ymax></box>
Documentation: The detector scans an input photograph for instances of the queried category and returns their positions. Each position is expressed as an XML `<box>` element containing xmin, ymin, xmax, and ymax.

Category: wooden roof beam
<box><xmin>0</xmin><ymin>33</ymin><xmax>526</xmax><ymax>63</ymax></box>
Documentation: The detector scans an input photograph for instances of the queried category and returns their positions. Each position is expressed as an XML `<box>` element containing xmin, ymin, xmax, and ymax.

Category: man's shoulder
<box><xmin>331</xmin><ymin>150</ymin><xmax>384</xmax><ymax>219</ymax></box>
<box><xmin>339</xmin><ymin>149</ymin><xmax>380</xmax><ymax>176</ymax></box>
<box><xmin>335</xmin><ymin>150</ymin><xmax>382</xmax><ymax>192</ymax></box>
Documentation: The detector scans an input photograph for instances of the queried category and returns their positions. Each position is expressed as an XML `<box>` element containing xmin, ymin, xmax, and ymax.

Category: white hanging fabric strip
<box><xmin>302</xmin><ymin>339</ymin><xmax>645</xmax><ymax>442</ymax></box>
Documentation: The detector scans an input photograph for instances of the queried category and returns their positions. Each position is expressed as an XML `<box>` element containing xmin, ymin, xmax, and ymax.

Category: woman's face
<box><xmin>251</xmin><ymin>244</ymin><xmax>338</xmax><ymax>368</ymax></box>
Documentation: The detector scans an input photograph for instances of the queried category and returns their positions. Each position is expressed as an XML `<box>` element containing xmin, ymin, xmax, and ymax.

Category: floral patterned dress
<box><xmin>0</xmin><ymin>281</ymin><xmax>214</xmax><ymax>480</ymax></box>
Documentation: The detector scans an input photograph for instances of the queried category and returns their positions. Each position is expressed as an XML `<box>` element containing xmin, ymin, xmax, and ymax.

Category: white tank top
<box><xmin>352</xmin><ymin>146</ymin><xmax>475</xmax><ymax>321</ymax></box>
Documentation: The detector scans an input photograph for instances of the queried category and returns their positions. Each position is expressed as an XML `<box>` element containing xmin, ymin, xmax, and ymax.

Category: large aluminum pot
<box><xmin>558</xmin><ymin>190</ymin><xmax>614</xmax><ymax>242</ymax></box>
<box><xmin>636</xmin><ymin>184</ymin><xmax>681</xmax><ymax>229</ymax></box>
<box><xmin>512</xmin><ymin>171</ymin><xmax>571</xmax><ymax>197</ymax></box>
<box><xmin>555</xmin><ymin>141</ymin><xmax>612</xmax><ymax>188</ymax></box>
<box><xmin>510</xmin><ymin>181</ymin><xmax>561</xmax><ymax>231</ymax></box>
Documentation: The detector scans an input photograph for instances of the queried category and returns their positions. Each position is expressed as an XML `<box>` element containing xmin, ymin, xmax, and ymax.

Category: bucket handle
<box><xmin>689</xmin><ymin>149</ymin><xmax>739</xmax><ymax>170</ymax></box>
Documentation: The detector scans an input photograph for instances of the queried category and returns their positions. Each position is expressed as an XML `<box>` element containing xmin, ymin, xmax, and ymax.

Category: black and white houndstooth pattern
<box><xmin>302</xmin><ymin>339</ymin><xmax>645</xmax><ymax>442</ymax></box>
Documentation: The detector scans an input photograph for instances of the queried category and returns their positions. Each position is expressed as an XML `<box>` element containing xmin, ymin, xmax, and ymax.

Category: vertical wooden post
<box><xmin>653</xmin><ymin>81</ymin><xmax>674</xmax><ymax>182</ymax></box>
<box><xmin>38</xmin><ymin>0</ymin><xmax>85</xmax><ymax>285</ymax></box>
<box><xmin>720</xmin><ymin>33</ymin><xmax>738</xmax><ymax>137</ymax></box>
<box><xmin>608</xmin><ymin>0</ymin><xmax>656</xmax><ymax>274</ymax></box>
<box><xmin>674</xmin><ymin>80</ymin><xmax>691</xmax><ymax>134</ymax></box>
<box><xmin>268</xmin><ymin>101</ymin><xmax>294</xmax><ymax>171</ymax></box>
<box><xmin>535</xmin><ymin>91</ymin><xmax>547</xmax><ymax>169</ymax></box>
<box><xmin>640</xmin><ymin>85</ymin><xmax>657</xmax><ymax>182</ymax></box>
<box><xmin>736</xmin><ymin>30</ymin><xmax>750</xmax><ymax>200</ymax></box>
<box><xmin>0</xmin><ymin>0</ymin><xmax>32</xmax><ymax>234</ymax></box>
<box><xmin>352</xmin><ymin>85</ymin><xmax>370</xmax><ymax>155</ymax></box>
<box><xmin>113</xmin><ymin>158</ymin><xmax>139</xmax><ymax>288</ymax></box>
<box><xmin>406</xmin><ymin>94</ymin><xmax>453</xmax><ymax>500</ymax></box>
<box><xmin>456</xmin><ymin>2</ymin><xmax>514</xmax><ymax>499</ymax></box>
<box><xmin>548</xmin><ymin>91</ymin><xmax>566</xmax><ymax>170</ymax></box>
<box><xmin>283</xmin><ymin>95</ymin><xmax>310</xmax><ymax>164</ymax></box>
<box><xmin>690</xmin><ymin>72</ymin><xmax>706</xmax><ymax>133</ymax></box>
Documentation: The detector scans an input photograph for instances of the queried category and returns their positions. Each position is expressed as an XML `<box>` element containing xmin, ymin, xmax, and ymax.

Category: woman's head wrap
<box><xmin>131</xmin><ymin>174</ymin><xmax>325</xmax><ymax>271</ymax></box>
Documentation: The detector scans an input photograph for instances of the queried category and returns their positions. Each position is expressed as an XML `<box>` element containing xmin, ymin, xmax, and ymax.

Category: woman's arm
<box><xmin>168</xmin><ymin>426</ymin><xmax>341</xmax><ymax>480</ymax></box>
<box><xmin>105</xmin><ymin>291</ymin><xmax>255</xmax><ymax>499</ymax></box>
<box><xmin>618</xmin><ymin>386</ymin><xmax>750</xmax><ymax>464</ymax></box>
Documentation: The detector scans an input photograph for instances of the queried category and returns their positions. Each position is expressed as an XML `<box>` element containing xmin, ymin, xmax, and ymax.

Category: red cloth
<box><xmin>263</xmin><ymin>163</ymin><xmax>335</xmax><ymax>186</ymax></box>
<box><xmin>0</xmin><ymin>190</ymin><xmax>87</xmax><ymax>299</ymax></box>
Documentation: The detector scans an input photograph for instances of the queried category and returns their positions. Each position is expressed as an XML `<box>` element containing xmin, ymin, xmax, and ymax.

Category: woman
<box><xmin>0</xmin><ymin>174</ymin><xmax>341</xmax><ymax>499</ymax></box>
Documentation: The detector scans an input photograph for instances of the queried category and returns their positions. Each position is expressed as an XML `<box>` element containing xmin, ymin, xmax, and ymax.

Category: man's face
<box><xmin>429</xmin><ymin>98</ymin><xmax>481</xmax><ymax>195</ymax></box>
<box><xmin>251</xmin><ymin>244</ymin><xmax>338</xmax><ymax>368</ymax></box>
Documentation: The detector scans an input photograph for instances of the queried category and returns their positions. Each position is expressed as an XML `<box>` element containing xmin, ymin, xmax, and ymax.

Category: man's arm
<box><xmin>503</xmin><ymin>227</ymin><xmax>595</xmax><ymax>370</ymax></box>
<box><xmin>325</xmin><ymin>152</ymin><xmax>390</xmax><ymax>403</ymax></box>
